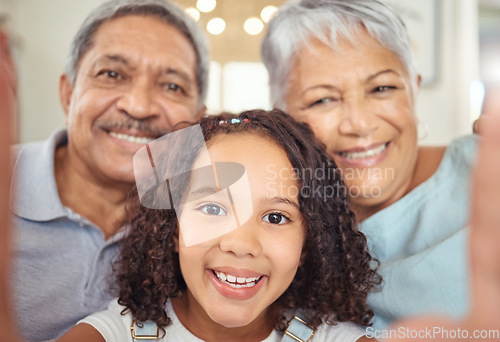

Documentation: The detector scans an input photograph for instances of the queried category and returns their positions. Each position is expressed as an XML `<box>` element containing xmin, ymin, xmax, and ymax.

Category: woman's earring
<box><xmin>417</xmin><ymin>120</ymin><xmax>429</xmax><ymax>141</ymax></box>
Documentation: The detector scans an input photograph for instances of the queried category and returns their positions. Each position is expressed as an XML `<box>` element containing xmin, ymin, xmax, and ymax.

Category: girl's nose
<box><xmin>219</xmin><ymin>219</ymin><xmax>263</xmax><ymax>258</ymax></box>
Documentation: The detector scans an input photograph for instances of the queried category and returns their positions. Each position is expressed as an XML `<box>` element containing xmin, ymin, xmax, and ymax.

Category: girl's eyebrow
<box><xmin>189</xmin><ymin>185</ymin><xmax>220</xmax><ymax>195</ymax></box>
<box><xmin>266</xmin><ymin>196</ymin><xmax>300</xmax><ymax>210</ymax></box>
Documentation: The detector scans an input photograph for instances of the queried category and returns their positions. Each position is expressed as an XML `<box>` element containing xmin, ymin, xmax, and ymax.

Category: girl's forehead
<box><xmin>206</xmin><ymin>132</ymin><xmax>286</xmax><ymax>160</ymax></box>
<box><xmin>203</xmin><ymin>132</ymin><xmax>297</xmax><ymax>187</ymax></box>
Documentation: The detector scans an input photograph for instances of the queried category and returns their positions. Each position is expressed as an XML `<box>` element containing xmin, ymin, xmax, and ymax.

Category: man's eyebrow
<box><xmin>96</xmin><ymin>54</ymin><xmax>129</xmax><ymax>66</ymax></box>
<box><xmin>162</xmin><ymin>68</ymin><xmax>192</xmax><ymax>84</ymax></box>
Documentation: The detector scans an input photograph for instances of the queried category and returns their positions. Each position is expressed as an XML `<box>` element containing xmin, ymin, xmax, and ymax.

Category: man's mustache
<box><xmin>96</xmin><ymin>118</ymin><xmax>169</xmax><ymax>138</ymax></box>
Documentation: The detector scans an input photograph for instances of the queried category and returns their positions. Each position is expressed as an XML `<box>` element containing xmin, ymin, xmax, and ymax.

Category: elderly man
<box><xmin>9</xmin><ymin>0</ymin><xmax>208</xmax><ymax>340</ymax></box>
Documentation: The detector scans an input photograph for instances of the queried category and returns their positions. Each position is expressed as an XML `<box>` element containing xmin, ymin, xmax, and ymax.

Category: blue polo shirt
<box><xmin>10</xmin><ymin>130</ymin><xmax>126</xmax><ymax>341</ymax></box>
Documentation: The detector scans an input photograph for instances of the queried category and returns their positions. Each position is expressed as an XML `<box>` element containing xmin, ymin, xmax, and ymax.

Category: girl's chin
<box><xmin>209</xmin><ymin>314</ymin><xmax>254</xmax><ymax>329</ymax></box>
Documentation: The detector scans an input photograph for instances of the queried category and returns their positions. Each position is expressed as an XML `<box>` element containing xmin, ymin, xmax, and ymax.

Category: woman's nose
<box><xmin>338</xmin><ymin>99</ymin><xmax>379</xmax><ymax>137</ymax></box>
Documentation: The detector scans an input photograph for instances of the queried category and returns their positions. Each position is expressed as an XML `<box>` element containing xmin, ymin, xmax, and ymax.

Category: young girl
<box><xmin>59</xmin><ymin>109</ymin><xmax>380</xmax><ymax>342</ymax></box>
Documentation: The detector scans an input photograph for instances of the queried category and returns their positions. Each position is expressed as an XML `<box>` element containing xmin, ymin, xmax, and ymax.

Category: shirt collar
<box><xmin>10</xmin><ymin>129</ymin><xmax>69</xmax><ymax>221</ymax></box>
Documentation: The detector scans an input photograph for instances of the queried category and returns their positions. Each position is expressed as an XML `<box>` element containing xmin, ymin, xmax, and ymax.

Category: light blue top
<box><xmin>360</xmin><ymin>135</ymin><xmax>477</xmax><ymax>330</ymax></box>
<box><xmin>9</xmin><ymin>130</ymin><xmax>125</xmax><ymax>341</ymax></box>
<box><xmin>81</xmin><ymin>298</ymin><xmax>367</xmax><ymax>341</ymax></box>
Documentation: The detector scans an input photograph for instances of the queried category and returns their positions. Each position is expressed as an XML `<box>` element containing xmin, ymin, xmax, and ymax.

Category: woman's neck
<box><xmin>353</xmin><ymin>145</ymin><xmax>447</xmax><ymax>223</ymax></box>
<box><xmin>171</xmin><ymin>292</ymin><xmax>277</xmax><ymax>342</ymax></box>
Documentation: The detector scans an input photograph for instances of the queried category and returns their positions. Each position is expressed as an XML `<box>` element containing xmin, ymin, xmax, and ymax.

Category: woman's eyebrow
<box><xmin>367</xmin><ymin>69</ymin><xmax>401</xmax><ymax>81</ymax></box>
<box><xmin>301</xmin><ymin>84</ymin><xmax>340</xmax><ymax>96</ymax></box>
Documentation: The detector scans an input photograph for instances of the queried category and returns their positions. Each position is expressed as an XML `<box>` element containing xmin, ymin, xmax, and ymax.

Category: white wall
<box><xmin>2</xmin><ymin>0</ymin><xmax>479</xmax><ymax>145</ymax></box>
<box><xmin>417</xmin><ymin>0</ymin><xmax>480</xmax><ymax>145</ymax></box>
<box><xmin>7</xmin><ymin>0</ymin><xmax>106</xmax><ymax>143</ymax></box>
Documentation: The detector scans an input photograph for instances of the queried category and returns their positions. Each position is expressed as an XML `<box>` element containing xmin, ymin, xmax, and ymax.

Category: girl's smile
<box><xmin>208</xmin><ymin>268</ymin><xmax>267</xmax><ymax>300</ymax></box>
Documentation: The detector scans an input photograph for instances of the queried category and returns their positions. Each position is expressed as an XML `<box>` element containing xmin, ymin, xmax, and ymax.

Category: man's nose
<box><xmin>116</xmin><ymin>79</ymin><xmax>160</xmax><ymax>119</ymax></box>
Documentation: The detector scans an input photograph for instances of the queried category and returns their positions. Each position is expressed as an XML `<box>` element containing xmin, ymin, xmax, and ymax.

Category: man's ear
<box><xmin>59</xmin><ymin>74</ymin><xmax>73</xmax><ymax>119</ymax></box>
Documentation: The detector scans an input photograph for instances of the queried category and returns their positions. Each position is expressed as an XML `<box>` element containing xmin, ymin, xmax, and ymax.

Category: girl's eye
<box><xmin>198</xmin><ymin>203</ymin><xmax>227</xmax><ymax>216</ymax></box>
<box><xmin>263</xmin><ymin>213</ymin><xmax>290</xmax><ymax>225</ymax></box>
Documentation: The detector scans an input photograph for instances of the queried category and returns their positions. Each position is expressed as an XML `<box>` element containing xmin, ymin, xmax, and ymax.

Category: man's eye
<box><xmin>198</xmin><ymin>203</ymin><xmax>227</xmax><ymax>216</ymax></box>
<box><xmin>97</xmin><ymin>70</ymin><xmax>121</xmax><ymax>79</ymax></box>
<box><xmin>165</xmin><ymin>83</ymin><xmax>183</xmax><ymax>92</ymax></box>
<box><xmin>263</xmin><ymin>213</ymin><xmax>290</xmax><ymax>225</ymax></box>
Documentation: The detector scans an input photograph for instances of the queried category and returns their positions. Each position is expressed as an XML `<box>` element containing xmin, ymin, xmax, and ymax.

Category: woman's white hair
<box><xmin>261</xmin><ymin>0</ymin><xmax>419</xmax><ymax>110</ymax></box>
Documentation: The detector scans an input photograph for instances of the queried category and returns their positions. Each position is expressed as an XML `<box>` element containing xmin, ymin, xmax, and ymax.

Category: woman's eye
<box><xmin>198</xmin><ymin>203</ymin><xmax>226</xmax><ymax>216</ymax></box>
<box><xmin>373</xmin><ymin>85</ymin><xmax>396</xmax><ymax>93</ymax></box>
<box><xmin>309</xmin><ymin>97</ymin><xmax>338</xmax><ymax>108</ymax></box>
<box><xmin>263</xmin><ymin>213</ymin><xmax>290</xmax><ymax>225</ymax></box>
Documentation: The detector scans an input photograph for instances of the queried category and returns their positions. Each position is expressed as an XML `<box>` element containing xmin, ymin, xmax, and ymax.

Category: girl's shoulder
<box><xmin>77</xmin><ymin>299</ymin><xmax>134</xmax><ymax>342</ymax></box>
<box><xmin>311</xmin><ymin>321</ymin><xmax>367</xmax><ymax>342</ymax></box>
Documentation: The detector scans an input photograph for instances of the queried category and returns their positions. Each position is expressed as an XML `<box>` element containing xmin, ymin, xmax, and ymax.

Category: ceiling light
<box><xmin>244</xmin><ymin>17</ymin><xmax>264</xmax><ymax>36</ymax></box>
<box><xmin>196</xmin><ymin>0</ymin><xmax>216</xmax><ymax>13</ymax></box>
<box><xmin>260</xmin><ymin>5</ymin><xmax>278</xmax><ymax>23</ymax></box>
<box><xmin>207</xmin><ymin>17</ymin><xmax>226</xmax><ymax>35</ymax></box>
<box><xmin>185</xmin><ymin>7</ymin><xmax>200</xmax><ymax>21</ymax></box>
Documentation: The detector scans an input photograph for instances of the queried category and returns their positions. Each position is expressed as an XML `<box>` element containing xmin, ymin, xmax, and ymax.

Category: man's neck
<box><xmin>54</xmin><ymin>145</ymin><xmax>132</xmax><ymax>239</ymax></box>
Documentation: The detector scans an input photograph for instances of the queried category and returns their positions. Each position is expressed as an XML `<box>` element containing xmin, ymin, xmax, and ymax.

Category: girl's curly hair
<box><xmin>117</xmin><ymin>109</ymin><xmax>381</xmax><ymax>331</ymax></box>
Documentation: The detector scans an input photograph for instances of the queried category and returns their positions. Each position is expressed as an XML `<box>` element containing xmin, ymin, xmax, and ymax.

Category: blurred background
<box><xmin>0</xmin><ymin>0</ymin><xmax>499</xmax><ymax>145</ymax></box>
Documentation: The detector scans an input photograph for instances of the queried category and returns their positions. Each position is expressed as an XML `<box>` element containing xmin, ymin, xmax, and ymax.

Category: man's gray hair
<box><xmin>65</xmin><ymin>0</ymin><xmax>209</xmax><ymax>109</ymax></box>
<box><xmin>261</xmin><ymin>0</ymin><xmax>419</xmax><ymax>110</ymax></box>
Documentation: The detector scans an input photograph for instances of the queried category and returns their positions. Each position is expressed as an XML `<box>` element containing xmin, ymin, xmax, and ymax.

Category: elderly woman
<box><xmin>262</xmin><ymin>0</ymin><xmax>475</xmax><ymax>330</ymax></box>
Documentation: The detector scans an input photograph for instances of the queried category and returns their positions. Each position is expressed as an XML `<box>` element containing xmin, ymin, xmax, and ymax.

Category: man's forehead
<box><xmin>92</xmin><ymin>14</ymin><xmax>187</xmax><ymax>44</ymax></box>
<box><xmin>80</xmin><ymin>15</ymin><xmax>197</xmax><ymax>71</ymax></box>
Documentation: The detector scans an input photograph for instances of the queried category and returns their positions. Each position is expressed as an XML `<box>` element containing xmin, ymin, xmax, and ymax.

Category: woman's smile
<box><xmin>334</xmin><ymin>142</ymin><xmax>390</xmax><ymax>168</ymax></box>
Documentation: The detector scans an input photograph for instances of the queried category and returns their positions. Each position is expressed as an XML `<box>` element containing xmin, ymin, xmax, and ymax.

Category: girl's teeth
<box><xmin>214</xmin><ymin>271</ymin><xmax>261</xmax><ymax>288</ymax></box>
<box><xmin>340</xmin><ymin>143</ymin><xmax>387</xmax><ymax>159</ymax></box>
<box><xmin>109</xmin><ymin>131</ymin><xmax>154</xmax><ymax>144</ymax></box>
